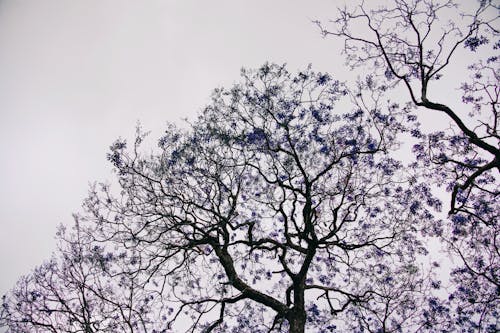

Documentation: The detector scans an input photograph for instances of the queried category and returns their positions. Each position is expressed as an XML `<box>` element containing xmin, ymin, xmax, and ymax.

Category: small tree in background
<box><xmin>1</xmin><ymin>217</ymin><xmax>164</xmax><ymax>333</ymax></box>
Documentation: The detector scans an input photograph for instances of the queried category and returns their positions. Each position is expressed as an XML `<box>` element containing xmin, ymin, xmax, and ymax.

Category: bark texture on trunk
<box><xmin>288</xmin><ymin>309</ymin><xmax>306</xmax><ymax>333</ymax></box>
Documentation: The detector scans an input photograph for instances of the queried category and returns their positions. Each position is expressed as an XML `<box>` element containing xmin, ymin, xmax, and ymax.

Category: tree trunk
<box><xmin>288</xmin><ymin>309</ymin><xmax>306</xmax><ymax>333</ymax></box>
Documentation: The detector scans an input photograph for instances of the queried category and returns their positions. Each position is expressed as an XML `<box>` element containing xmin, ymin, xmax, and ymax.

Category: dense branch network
<box><xmin>317</xmin><ymin>0</ymin><xmax>499</xmax><ymax>213</ymax></box>
<box><xmin>1</xmin><ymin>65</ymin><xmax>444</xmax><ymax>333</ymax></box>
<box><xmin>318</xmin><ymin>1</ymin><xmax>499</xmax><ymax>331</ymax></box>
<box><xmin>1</xmin><ymin>1</ymin><xmax>498</xmax><ymax>332</ymax></box>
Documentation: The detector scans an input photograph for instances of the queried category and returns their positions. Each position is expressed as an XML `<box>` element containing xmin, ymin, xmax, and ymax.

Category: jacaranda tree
<box><xmin>1</xmin><ymin>1</ymin><xmax>498</xmax><ymax>332</ymax></box>
<box><xmin>1</xmin><ymin>217</ymin><xmax>164</xmax><ymax>333</ymax></box>
<box><xmin>2</xmin><ymin>64</ymin><xmax>443</xmax><ymax>332</ymax></box>
<box><xmin>83</xmin><ymin>64</ymin><xmax>444</xmax><ymax>332</ymax></box>
<box><xmin>318</xmin><ymin>0</ymin><xmax>499</xmax><ymax>331</ymax></box>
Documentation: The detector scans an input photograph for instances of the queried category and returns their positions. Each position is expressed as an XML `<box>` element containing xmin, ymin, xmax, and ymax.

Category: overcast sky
<box><xmin>0</xmin><ymin>0</ymin><xmax>487</xmax><ymax>309</ymax></box>
<box><xmin>0</xmin><ymin>0</ymin><xmax>353</xmax><ymax>299</ymax></box>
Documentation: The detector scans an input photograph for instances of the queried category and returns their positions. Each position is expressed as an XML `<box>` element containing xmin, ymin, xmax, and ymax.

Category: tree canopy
<box><xmin>1</xmin><ymin>1</ymin><xmax>498</xmax><ymax>332</ymax></box>
<box><xmin>318</xmin><ymin>0</ymin><xmax>499</xmax><ymax>331</ymax></box>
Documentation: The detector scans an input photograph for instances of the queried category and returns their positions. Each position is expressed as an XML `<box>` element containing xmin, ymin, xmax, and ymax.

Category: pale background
<box><xmin>0</xmin><ymin>0</ymin><xmax>349</xmax><ymax>301</ymax></box>
<box><xmin>0</xmin><ymin>0</ymin><xmax>481</xmax><ymax>323</ymax></box>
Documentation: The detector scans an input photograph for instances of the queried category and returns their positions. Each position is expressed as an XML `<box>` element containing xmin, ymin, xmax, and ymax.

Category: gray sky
<box><xmin>0</xmin><ymin>0</ymin><xmax>347</xmax><ymax>298</ymax></box>
<box><xmin>0</xmin><ymin>0</ymin><xmax>487</xmax><ymax>312</ymax></box>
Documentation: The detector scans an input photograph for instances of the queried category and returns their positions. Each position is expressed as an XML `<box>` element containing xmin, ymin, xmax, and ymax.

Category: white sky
<box><xmin>0</xmin><ymin>0</ymin><xmax>486</xmax><ymax>314</ymax></box>
<box><xmin>0</xmin><ymin>0</ymin><xmax>347</xmax><ymax>299</ymax></box>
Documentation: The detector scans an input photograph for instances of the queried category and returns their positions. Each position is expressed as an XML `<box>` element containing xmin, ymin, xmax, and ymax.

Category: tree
<box><xmin>1</xmin><ymin>218</ymin><xmax>166</xmax><ymax>333</ymax></box>
<box><xmin>2</xmin><ymin>1</ymin><xmax>498</xmax><ymax>331</ymax></box>
<box><xmin>317</xmin><ymin>0</ymin><xmax>499</xmax><ymax>331</ymax></box>
<box><xmin>1</xmin><ymin>64</ymin><xmax>444</xmax><ymax>332</ymax></box>
<box><xmin>79</xmin><ymin>65</ymin><xmax>443</xmax><ymax>332</ymax></box>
